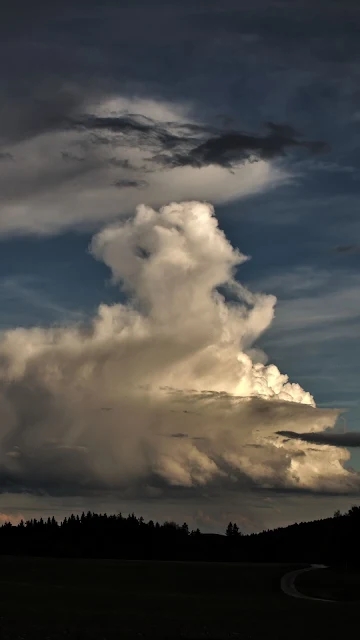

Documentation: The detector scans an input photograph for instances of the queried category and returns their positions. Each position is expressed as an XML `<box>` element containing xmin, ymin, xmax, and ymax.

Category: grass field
<box><xmin>0</xmin><ymin>557</ymin><xmax>357</xmax><ymax>639</ymax></box>
<box><xmin>296</xmin><ymin>566</ymin><xmax>360</xmax><ymax>602</ymax></box>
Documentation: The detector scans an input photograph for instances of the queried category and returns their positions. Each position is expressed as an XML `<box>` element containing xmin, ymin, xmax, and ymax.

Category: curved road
<box><xmin>281</xmin><ymin>564</ymin><xmax>336</xmax><ymax>603</ymax></box>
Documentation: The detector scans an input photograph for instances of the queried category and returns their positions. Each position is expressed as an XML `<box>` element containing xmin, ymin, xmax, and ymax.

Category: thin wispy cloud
<box><xmin>0</xmin><ymin>275</ymin><xmax>84</xmax><ymax>325</ymax></box>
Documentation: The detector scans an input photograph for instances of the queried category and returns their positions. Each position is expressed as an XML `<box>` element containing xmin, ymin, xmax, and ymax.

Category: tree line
<box><xmin>0</xmin><ymin>512</ymin><xmax>204</xmax><ymax>560</ymax></box>
<box><xmin>1</xmin><ymin>506</ymin><xmax>360</xmax><ymax>565</ymax></box>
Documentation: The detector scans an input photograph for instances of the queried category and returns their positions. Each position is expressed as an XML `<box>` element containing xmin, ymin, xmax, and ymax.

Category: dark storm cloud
<box><xmin>333</xmin><ymin>244</ymin><xmax>360</xmax><ymax>254</ymax></box>
<box><xmin>113</xmin><ymin>179</ymin><xmax>148</xmax><ymax>189</ymax></box>
<box><xmin>0</xmin><ymin>0</ymin><xmax>337</xmax><ymax>167</ymax></box>
<box><xmin>73</xmin><ymin>114</ymin><xmax>328</xmax><ymax>170</ymax></box>
<box><xmin>61</xmin><ymin>151</ymin><xmax>85</xmax><ymax>163</ymax></box>
<box><xmin>0</xmin><ymin>85</ymin><xmax>88</xmax><ymax>144</ymax></box>
<box><xmin>0</xmin><ymin>0</ymin><xmax>335</xmax><ymax>168</ymax></box>
<box><xmin>0</xmin><ymin>152</ymin><xmax>14</xmax><ymax>162</ymax></box>
<box><xmin>72</xmin><ymin>114</ymin><xmax>217</xmax><ymax>157</ymax></box>
<box><xmin>170</xmin><ymin>433</ymin><xmax>189</xmax><ymax>439</ymax></box>
<box><xmin>1</xmin><ymin>444</ymin><xmax>355</xmax><ymax>499</ymax></box>
<box><xmin>108</xmin><ymin>157</ymin><xmax>137</xmax><ymax>170</ymax></box>
<box><xmin>277</xmin><ymin>430</ymin><xmax>360</xmax><ymax>448</ymax></box>
<box><xmin>74</xmin><ymin>114</ymin><xmax>160</xmax><ymax>135</ymax></box>
<box><xmin>154</xmin><ymin>122</ymin><xmax>329</xmax><ymax>169</ymax></box>
<box><xmin>1</xmin><ymin>443</ymin><xmax>94</xmax><ymax>497</ymax></box>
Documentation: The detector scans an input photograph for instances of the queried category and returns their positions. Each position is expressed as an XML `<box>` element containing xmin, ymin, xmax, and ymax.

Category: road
<box><xmin>281</xmin><ymin>564</ymin><xmax>336</xmax><ymax>602</ymax></box>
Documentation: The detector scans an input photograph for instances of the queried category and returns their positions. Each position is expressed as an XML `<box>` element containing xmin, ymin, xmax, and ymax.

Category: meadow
<box><xmin>0</xmin><ymin>557</ymin><xmax>357</xmax><ymax>639</ymax></box>
<box><xmin>296</xmin><ymin>565</ymin><xmax>360</xmax><ymax>602</ymax></box>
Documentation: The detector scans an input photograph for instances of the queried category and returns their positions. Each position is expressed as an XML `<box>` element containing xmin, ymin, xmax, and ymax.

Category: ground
<box><xmin>296</xmin><ymin>565</ymin><xmax>360</xmax><ymax>602</ymax></box>
<box><xmin>0</xmin><ymin>557</ymin><xmax>358</xmax><ymax>639</ymax></box>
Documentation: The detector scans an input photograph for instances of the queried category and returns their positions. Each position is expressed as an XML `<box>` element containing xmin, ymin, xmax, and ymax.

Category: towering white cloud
<box><xmin>0</xmin><ymin>201</ymin><xmax>356</xmax><ymax>497</ymax></box>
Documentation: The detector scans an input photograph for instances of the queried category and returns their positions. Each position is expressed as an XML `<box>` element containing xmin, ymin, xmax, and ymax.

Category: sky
<box><xmin>1</xmin><ymin>0</ymin><xmax>360</xmax><ymax>533</ymax></box>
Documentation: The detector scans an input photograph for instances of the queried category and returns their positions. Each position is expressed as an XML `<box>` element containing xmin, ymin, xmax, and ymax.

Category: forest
<box><xmin>1</xmin><ymin>506</ymin><xmax>359</xmax><ymax>565</ymax></box>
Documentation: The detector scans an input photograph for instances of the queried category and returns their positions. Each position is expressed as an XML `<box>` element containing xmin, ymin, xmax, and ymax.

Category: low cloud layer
<box><xmin>0</xmin><ymin>96</ymin><xmax>286</xmax><ymax>235</ymax></box>
<box><xmin>0</xmin><ymin>92</ymin><xmax>327</xmax><ymax>236</ymax></box>
<box><xmin>0</xmin><ymin>201</ymin><xmax>357</xmax><ymax>499</ymax></box>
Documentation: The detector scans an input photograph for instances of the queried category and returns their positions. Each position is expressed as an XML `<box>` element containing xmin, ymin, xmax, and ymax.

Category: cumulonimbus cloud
<box><xmin>0</xmin><ymin>201</ymin><xmax>356</xmax><ymax>498</ymax></box>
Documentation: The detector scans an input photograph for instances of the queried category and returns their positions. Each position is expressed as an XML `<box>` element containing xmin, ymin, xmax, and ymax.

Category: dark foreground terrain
<box><xmin>296</xmin><ymin>565</ymin><xmax>360</xmax><ymax>602</ymax></box>
<box><xmin>0</xmin><ymin>557</ymin><xmax>359</xmax><ymax>639</ymax></box>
